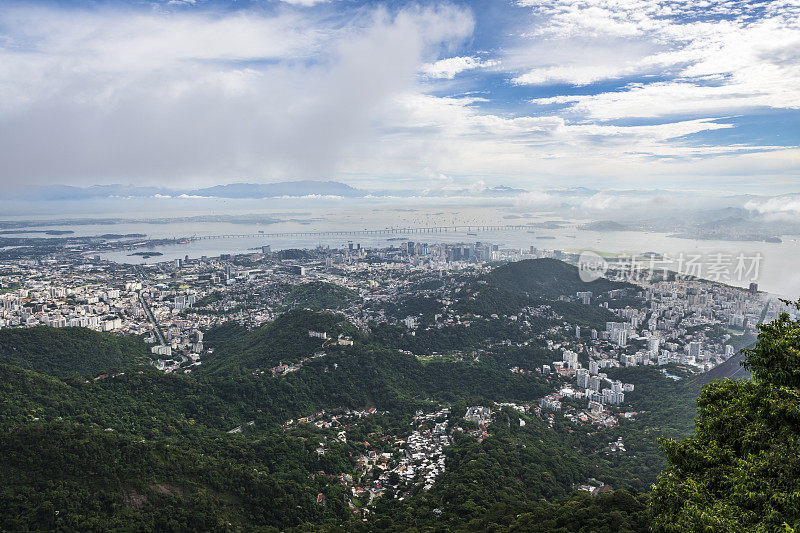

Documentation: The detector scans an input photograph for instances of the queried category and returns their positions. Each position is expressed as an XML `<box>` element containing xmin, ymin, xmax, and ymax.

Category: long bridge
<box><xmin>191</xmin><ymin>224</ymin><xmax>532</xmax><ymax>240</ymax></box>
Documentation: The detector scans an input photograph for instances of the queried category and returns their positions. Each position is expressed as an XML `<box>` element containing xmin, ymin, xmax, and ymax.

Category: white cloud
<box><xmin>509</xmin><ymin>0</ymin><xmax>800</xmax><ymax>121</ymax></box>
<box><xmin>0</xmin><ymin>0</ymin><xmax>796</xmax><ymax>191</ymax></box>
<box><xmin>421</xmin><ymin>56</ymin><xmax>499</xmax><ymax>79</ymax></box>
<box><xmin>0</xmin><ymin>4</ymin><xmax>474</xmax><ymax>185</ymax></box>
<box><xmin>514</xmin><ymin>191</ymin><xmax>555</xmax><ymax>207</ymax></box>
<box><xmin>278</xmin><ymin>0</ymin><xmax>330</xmax><ymax>5</ymax></box>
<box><xmin>745</xmin><ymin>196</ymin><xmax>800</xmax><ymax>220</ymax></box>
<box><xmin>514</xmin><ymin>64</ymin><xmax>637</xmax><ymax>86</ymax></box>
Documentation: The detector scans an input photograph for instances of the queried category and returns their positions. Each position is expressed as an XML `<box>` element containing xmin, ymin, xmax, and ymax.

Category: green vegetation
<box><xmin>2</xmin><ymin>289</ymin><xmax>796</xmax><ymax>531</ymax></box>
<box><xmin>0</xmin><ymin>312</ymin><xmax>575</xmax><ymax>530</ymax></box>
<box><xmin>487</xmin><ymin>258</ymin><xmax>638</xmax><ymax>299</ymax></box>
<box><xmin>127</xmin><ymin>251</ymin><xmax>162</xmax><ymax>258</ymax></box>
<box><xmin>501</xmin><ymin>490</ymin><xmax>649</xmax><ymax>532</ymax></box>
<box><xmin>650</xmin><ymin>300</ymin><xmax>800</xmax><ymax>531</ymax></box>
<box><xmin>195</xmin><ymin>290</ymin><xmax>223</xmax><ymax>306</ymax></box>
<box><xmin>201</xmin><ymin>309</ymin><xmax>361</xmax><ymax>373</ymax></box>
<box><xmin>0</xmin><ymin>421</ymin><xmax>353</xmax><ymax>531</ymax></box>
<box><xmin>284</xmin><ymin>281</ymin><xmax>359</xmax><ymax>311</ymax></box>
<box><xmin>0</xmin><ymin>327</ymin><xmax>149</xmax><ymax>378</ymax></box>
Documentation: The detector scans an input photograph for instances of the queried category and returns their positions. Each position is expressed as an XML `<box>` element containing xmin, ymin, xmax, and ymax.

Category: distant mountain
<box><xmin>371</xmin><ymin>184</ymin><xmax>529</xmax><ymax>198</ymax></box>
<box><xmin>10</xmin><ymin>181</ymin><xmax>544</xmax><ymax>201</ymax></box>
<box><xmin>580</xmin><ymin>220</ymin><xmax>628</xmax><ymax>231</ymax></box>
<box><xmin>486</xmin><ymin>185</ymin><xmax>528</xmax><ymax>195</ymax></box>
<box><xmin>13</xmin><ymin>181</ymin><xmax>365</xmax><ymax>200</ymax></box>
<box><xmin>191</xmin><ymin>181</ymin><xmax>364</xmax><ymax>198</ymax></box>
<box><xmin>19</xmin><ymin>184</ymin><xmax>172</xmax><ymax>201</ymax></box>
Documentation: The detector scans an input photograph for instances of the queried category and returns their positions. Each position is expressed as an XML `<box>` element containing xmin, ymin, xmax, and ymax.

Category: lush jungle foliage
<box><xmin>0</xmin><ymin>326</ymin><xmax>149</xmax><ymax>377</ymax></box>
<box><xmin>284</xmin><ymin>281</ymin><xmax>360</xmax><ymax>311</ymax></box>
<box><xmin>650</xmin><ymin>300</ymin><xmax>800</xmax><ymax>532</ymax></box>
<box><xmin>2</xmin><ymin>289</ymin><xmax>789</xmax><ymax>531</ymax></box>
<box><xmin>486</xmin><ymin>258</ymin><xmax>639</xmax><ymax>300</ymax></box>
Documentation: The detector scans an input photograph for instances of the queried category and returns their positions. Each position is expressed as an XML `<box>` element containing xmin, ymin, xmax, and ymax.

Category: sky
<box><xmin>1</xmin><ymin>0</ymin><xmax>799</xmax><ymax>193</ymax></box>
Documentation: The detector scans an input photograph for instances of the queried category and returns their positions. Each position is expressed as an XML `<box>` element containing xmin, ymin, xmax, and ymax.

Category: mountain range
<box><xmin>13</xmin><ymin>181</ymin><xmax>365</xmax><ymax>201</ymax></box>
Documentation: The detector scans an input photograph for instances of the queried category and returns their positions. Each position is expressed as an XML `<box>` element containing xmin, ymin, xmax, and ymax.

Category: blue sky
<box><xmin>0</xmin><ymin>0</ymin><xmax>798</xmax><ymax>193</ymax></box>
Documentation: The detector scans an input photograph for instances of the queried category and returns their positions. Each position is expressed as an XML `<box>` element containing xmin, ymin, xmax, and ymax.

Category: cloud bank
<box><xmin>0</xmin><ymin>0</ymin><xmax>797</xmax><ymax>191</ymax></box>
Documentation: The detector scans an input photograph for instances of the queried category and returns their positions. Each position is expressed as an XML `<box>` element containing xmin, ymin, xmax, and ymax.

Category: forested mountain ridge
<box><xmin>0</xmin><ymin>326</ymin><xmax>149</xmax><ymax>378</ymax></box>
<box><xmin>283</xmin><ymin>281</ymin><xmax>360</xmax><ymax>311</ymax></box>
<box><xmin>0</xmin><ymin>274</ymin><xmax>786</xmax><ymax>531</ymax></box>
<box><xmin>201</xmin><ymin>309</ymin><xmax>361</xmax><ymax>374</ymax></box>
<box><xmin>650</xmin><ymin>302</ymin><xmax>800</xmax><ymax>531</ymax></box>
<box><xmin>486</xmin><ymin>258</ymin><xmax>638</xmax><ymax>299</ymax></box>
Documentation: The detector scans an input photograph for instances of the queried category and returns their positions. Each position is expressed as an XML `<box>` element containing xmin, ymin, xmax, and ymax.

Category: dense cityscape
<box><xmin>3</xmin><ymin>0</ymin><xmax>800</xmax><ymax>529</ymax></box>
<box><xmin>0</xmin><ymin>235</ymin><xmax>780</xmax><ymax>519</ymax></box>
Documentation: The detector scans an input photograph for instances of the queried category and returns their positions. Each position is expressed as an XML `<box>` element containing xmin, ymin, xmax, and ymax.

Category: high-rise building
<box><xmin>616</xmin><ymin>329</ymin><xmax>628</xmax><ymax>347</ymax></box>
<box><xmin>647</xmin><ymin>337</ymin><xmax>660</xmax><ymax>354</ymax></box>
<box><xmin>688</xmin><ymin>341</ymin><xmax>702</xmax><ymax>359</ymax></box>
<box><xmin>576</xmin><ymin>368</ymin><xmax>589</xmax><ymax>388</ymax></box>
<box><xmin>562</xmin><ymin>350</ymin><xmax>579</xmax><ymax>369</ymax></box>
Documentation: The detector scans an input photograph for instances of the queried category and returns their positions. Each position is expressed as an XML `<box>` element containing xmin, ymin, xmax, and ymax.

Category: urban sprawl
<box><xmin>0</xmin><ymin>238</ymin><xmax>781</xmax><ymax>508</ymax></box>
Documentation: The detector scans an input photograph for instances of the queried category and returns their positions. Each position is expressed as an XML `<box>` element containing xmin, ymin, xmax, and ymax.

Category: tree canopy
<box><xmin>650</xmin><ymin>299</ymin><xmax>800</xmax><ymax>532</ymax></box>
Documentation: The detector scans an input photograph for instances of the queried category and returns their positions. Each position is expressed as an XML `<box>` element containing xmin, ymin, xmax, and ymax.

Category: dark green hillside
<box><xmin>695</xmin><ymin>350</ymin><xmax>750</xmax><ymax>384</ymax></box>
<box><xmin>4</xmin><ymin>290</ymin><xmax>791</xmax><ymax>531</ymax></box>
<box><xmin>487</xmin><ymin>258</ymin><xmax>637</xmax><ymax>299</ymax></box>
<box><xmin>497</xmin><ymin>490</ymin><xmax>649</xmax><ymax>532</ymax></box>
<box><xmin>650</xmin><ymin>302</ymin><xmax>800</xmax><ymax>531</ymax></box>
<box><xmin>0</xmin><ymin>422</ymin><xmax>354</xmax><ymax>531</ymax></box>
<box><xmin>371</xmin><ymin>407</ymin><xmax>647</xmax><ymax>531</ymax></box>
<box><xmin>447</xmin><ymin>259</ymin><xmax>637</xmax><ymax>328</ymax></box>
<box><xmin>203</xmin><ymin>320</ymin><xmax>248</xmax><ymax>350</ymax></box>
<box><xmin>284</xmin><ymin>280</ymin><xmax>359</xmax><ymax>311</ymax></box>
<box><xmin>201</xmin><ymin>309</ymin><xmax>361</xmax><ymax>374</ymax></box>
<box><xmin>0</xmin><ymin>327</ymin><xmax>148</xmax><ymax>377</ymax></box>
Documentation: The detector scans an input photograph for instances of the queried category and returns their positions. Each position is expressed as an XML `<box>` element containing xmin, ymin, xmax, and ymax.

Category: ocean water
<box><xmin>2</xmin><ymin>196</ymin><xmax>798</xmax><ymax>298</ymax></box>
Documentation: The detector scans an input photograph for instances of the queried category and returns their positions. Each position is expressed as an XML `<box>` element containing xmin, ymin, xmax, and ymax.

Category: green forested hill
<box><xmin>487</xmin><ymin>258</ymin><xmax>637</xmax><ymax>299</ymax></box>
<box><xmin>0</xmin><ymin>421</ymin><xmax>354</xmax><ymax>531</ymax></box>
<box><xmin>201</xmin><ymin>309</ymin><xmax>362</xmax><ymax>374</ymax></box>
<box><xmin>0</xmin><ymin>319</ymin><xmax>571</xmax><ymax>531</ymax></box>
<box><xmin>3</xmin><ymin>297</ymin><xmax>790</xmax><ymax>531</ymax></box>
<box><xmin>444</xmin><ymin>259</ymin><xmax>638</xmax><ymax>329</ymax></box>
<box><xmin>284</xmin><ymin>281</ymin><xmax>359</xmax><ymax>311</ymax></box>
<box><xmin>0</xmin><ymin>326</ymin><xmax>149</xmax><ymax>377</ymax></box>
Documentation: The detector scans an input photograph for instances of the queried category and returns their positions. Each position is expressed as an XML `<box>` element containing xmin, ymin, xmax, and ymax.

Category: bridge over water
<box><xmin>191</xmin><ymin>224</ymin><xmax>535</xmax><ymax>240</ymax></box>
